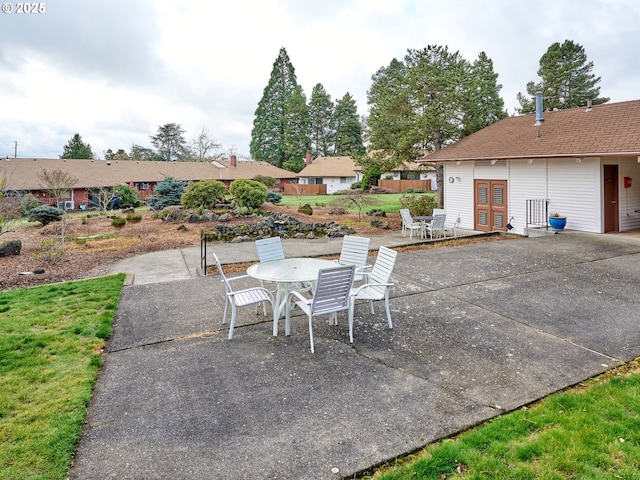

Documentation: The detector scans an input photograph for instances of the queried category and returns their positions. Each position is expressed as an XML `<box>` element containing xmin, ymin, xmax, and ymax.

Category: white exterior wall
<box><xmin>324</xmin><ymin>177</ymin><xmax>354</xmax><ymax>194</ymax></box>
<box><xmin>615</xmin><ymin>157</ymin><xmax>640</xmax><ymax>231</ymax></box>
<box><xmin>443</xmin><ymin>162</ymin><xmax>475</xmax><ymax>231</ymax></box>
<box><xmin>509</xmin><ymin>159</ymin><xmax>548</xmax><ymax>235</ymax></box>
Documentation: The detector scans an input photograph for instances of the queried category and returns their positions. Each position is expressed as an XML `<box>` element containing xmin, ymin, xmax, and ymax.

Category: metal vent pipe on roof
<box><xmin>535</xmin><ymin>92</ymin><xmax>544</xmax><ymax>125</ymax></box>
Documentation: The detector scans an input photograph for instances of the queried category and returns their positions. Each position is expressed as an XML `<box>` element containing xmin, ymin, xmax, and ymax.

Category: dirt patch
<box><xmin>0</xmin><ymin>205</ymin><xmax>402</xmax><ymax>291</ymax></box>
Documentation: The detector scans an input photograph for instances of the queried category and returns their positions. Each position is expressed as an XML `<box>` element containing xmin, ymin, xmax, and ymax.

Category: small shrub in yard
<box><xmin>400</xmin><ymin>193</ymin><xmax>437</xmax><ymax>216</ymax></box>
<box><xmin>369</xmin><ymin>186</ymin><xmax>396</xmax><ymax>194</ymax></box>
<box><xmin>35</xmin><ymin>239</ymin><xmax>66</xmax><ymax>265</ymax></box>
<box><xmin>111</xmin><ymin>217</ymin><xmax>126</xmax><ymax>228</ymax></box>
<box><xmin>229</xmin><ymin>179</ymin><xmax>267</xmax><ymax>209</ymax></box>
<box><xmin>126</xmin><ymin>213</ymin><xmax>142</xmax><ymax>223</ymax></box>
<box><xmin>266</xmin><ymin>190</ymin><xmax>282</xmax><ymax>204</ymax></box>
<box><xmin>20</xmin><ymin>193</ymin><xmax>40</xmax><ymax>216</ymax></box>
<box><xmin>27</xmin><ymin>205</ymin><xmax>64</xmax><ymax>225</ymax></box>
<box><xmin>403</xmin><ymin>187</ymin><xmax>427</xmax><ymax>194</ymax></box>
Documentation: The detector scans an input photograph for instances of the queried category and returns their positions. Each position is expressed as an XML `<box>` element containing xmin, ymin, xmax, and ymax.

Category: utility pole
<box><xmin>13</xmin><ymin>141</ymin><xmax>17</xmax><ymax>158</ymax></box>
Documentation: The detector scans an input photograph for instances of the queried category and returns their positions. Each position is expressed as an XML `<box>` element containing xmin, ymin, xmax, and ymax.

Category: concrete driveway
<box><xmin>70</xmin><ymin>232</ymin><xmax>640</xmax><ymax>479</ymax></box>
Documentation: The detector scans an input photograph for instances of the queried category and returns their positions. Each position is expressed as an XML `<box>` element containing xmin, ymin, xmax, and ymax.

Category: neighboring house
<box><xmin>418</xmin><ymin>98</ymin><xmax>640</xmax><ymax>236</ymax></box>
<box><xmin>376</xmin><ymin>160</ymin><xmax>437</xmax><ymax>191</ymax></box>
<box><xmin>296</xmin><ymin>153</ymin><xmax>359</xmax><ymax>194</ymax></box>
<box><xmin>1</xmin><ymin>155</ymin><xmax>297</xmax><ymax>210</ymax></box>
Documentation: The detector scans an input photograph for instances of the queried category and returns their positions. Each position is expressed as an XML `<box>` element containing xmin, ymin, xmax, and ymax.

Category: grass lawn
<box><xmin>0</xmin><ymin>275</ymin><xmax>125</xmax><ymax>480</ymax></box>
<box><xmin>365</xmin><ymin>362</ymin><xmax>640</xmax><ymax>479</ymax></box>
<box><xmin>278</xmin><ymin>193</ymin><xmax>421</xmax><ymax>214</ymax></box>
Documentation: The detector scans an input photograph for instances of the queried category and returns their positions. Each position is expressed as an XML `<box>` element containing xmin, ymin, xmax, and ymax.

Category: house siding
<box><xmin>443</xmin><ymin>162</ymin><xmax>474</xmax><ymax>231</ymax></box>
<box><xmin>509</xmin><ymin>160</ymin><xmax>548</xmax><ymax>235</ymax></box>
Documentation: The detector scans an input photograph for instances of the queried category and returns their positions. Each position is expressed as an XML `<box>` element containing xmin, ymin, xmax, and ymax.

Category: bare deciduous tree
<box><xmin>38</xmin><ymin>168</ymin><xmax>78</xmax><ymax>248</ymax></box>
<box><xmin>189</xmin><ymin>127</ymin><xmax>223</xmax><ymax>161</ymax></box>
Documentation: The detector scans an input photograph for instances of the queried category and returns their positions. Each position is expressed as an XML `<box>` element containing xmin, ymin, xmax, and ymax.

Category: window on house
<box><xmin>340</xmin><ymin>177</ymin><xmax>348</xmax><ymax>183</ymax></box>
<box><xmin>401</xmin><ymin>172</ymin><xmax>420</xmax><ymax>180</ymax></box>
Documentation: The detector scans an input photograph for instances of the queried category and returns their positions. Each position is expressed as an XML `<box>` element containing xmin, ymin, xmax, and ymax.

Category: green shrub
<box><xmin>253</xmin><ymin>175</ymin><xmax>277</xmax><ymax>188</ymax></box>
<box><xmin>400</xmin><ymin>193</ymin><xmax>437</xmax><ymax>216</ymax></box>
<box><xmin>27</xmin><ymin>205</ymin><xmax>64</xmax><ymax>225</ymax></box>
<box><xmin>180</xmin><ymin>180</ymin><xmax>226</xmax><ymax>209</ymax></box>
<box><xmin>20</xmin><ymin>193</ymin><xmax>40</xmax><ymax>216</ymax></box>
<box><xmin>266</xmin><ymin>191</ymin><xmax>282</xmax><ymax>204</ymax></box>
<box><xmin>350</xmin><ymin>181</ymin><xmax>362</xmax><ymax>190</ymax></box>
<box><xmin>403</xmin><ymin>187</ymin><xmax>427</xmax><ymax>194</ymax></box>
<box><xmin>126</xmin><ymin>213</ymin><xmax>142</xmax><ymax>223</ymax></box>
<box><xmin>111</xmin><ymin>217</ymin><xmax>126</xmax><ymax>227</ymax></box>
<box><xmin>114</xmin><ymin>185</ymin><xmax>141</xmax><ymax>208</ymax></box>
<box><xmin>229</xmin><ymin>179</ymin><xmax>267</xmax><ymax>209</ymax></box>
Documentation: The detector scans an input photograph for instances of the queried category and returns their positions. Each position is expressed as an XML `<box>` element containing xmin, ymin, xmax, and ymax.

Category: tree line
<box><xmin>59</xmin><ymin>40</ymin><xmax>606</xmax><ymax>182</ymax></box>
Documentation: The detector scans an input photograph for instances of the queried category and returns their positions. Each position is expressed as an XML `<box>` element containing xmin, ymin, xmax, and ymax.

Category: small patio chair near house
<box><xmin>333</xmin><ymin>235</ymin><xmax>371</xmax><ymax>282</ymax></box>
<box><xmin>425</xmin><ymin>214</ymin><xmax>447</xmax><ymax>239</ymax></box>
<box><xmin>348</xmin><ymin>246</ymin><xmax>398</xmax><ymax>344</ymax></box>
<box><xmin>399</xmin><ymin>209</ymin><xmax>424</xmax><ymax>239</ymax></box>
<box><xmin>284</xmin><ymin>264</ymin><xmax>355</xmax><ymax>353</ymax></box>
<box><xmin>445</xmin><ymin>213</ymin><xmax>461</xmax><ymax>238</ymax></box>
<box><xmin>213</xmin><ymin>253</ymin><xmax>276</xmax><ymax>340</ymax></box>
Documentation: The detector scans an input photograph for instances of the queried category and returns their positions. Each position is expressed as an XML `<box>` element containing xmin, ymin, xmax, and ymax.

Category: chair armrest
<box><xmin>350</xmin><ymin>282</ymin><xmax>393</xmax><ymax>296</ymax></box>
<box><xmin>287</xmin><ymin>289</ymin><xmax>310</xmax><ymax>303</ymax></box>
<box><xmin>225</xmin><ymin>274</ymin><xmax>251</xmax><ymax>282</ymax></box>
<box><xmin>355</xmin><ymin>264</ymin><xmax>373</xmax><ymax>274</ymax></box>
<box><xmin>230</xmin><ymin>286</ymin><xmax>274</xmax><ymax>300</ymax></box>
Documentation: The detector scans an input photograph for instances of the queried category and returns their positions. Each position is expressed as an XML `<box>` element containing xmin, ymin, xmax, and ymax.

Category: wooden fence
<box><xmin>378</xmin><ymin>179</ymin><xmax>432</xmax><ymax>192</ymax></box>
<box><xmin>283</xmin><ymin>183</ymin><xmax>327</xmax><ymax>195</ymax></box>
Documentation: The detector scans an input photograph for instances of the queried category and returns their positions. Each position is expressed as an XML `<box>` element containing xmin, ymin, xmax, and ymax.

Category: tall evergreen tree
<box><xmin>308</xmin><ymin>83</ymin><xmax>334</xmax><ymax>157</ymax></box>
<box><xmin>250</xmin><ymin>47</ymin><xmax>299</xmax><ymax>167</ymax></box>
<box><xmin>462</xmin><ymin>52</ymin><xmax>507</xmax><ymax>136</ymax></box>
<box><xmin>333</xmin><ymin>93</ymin><xmax>365</xmax><ymax>157</ymax></box>
<box><xmin>517</xmin><ymin>40</ymin><xmax>608</xmax><ymax>113</ymax></box>
<box><xmin>150</xmin><ymin>123</ymin><xmax>187</xmax><ymax>162</ymax></box>
<box><xmin>281</xmin><ymin>85</ymin><xmax>311</xmax><ymax>173</ymax></box>
<box><xmin>60</xmin><ymin>133</ymin><xmax>94</xmax><ymax>159</ymax></box>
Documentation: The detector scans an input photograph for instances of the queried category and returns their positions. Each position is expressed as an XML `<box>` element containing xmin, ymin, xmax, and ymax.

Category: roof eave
<box><xmin>418</xmin><ymin>151</ymin><xmax>640</xmax><ymax>163</ymax></box>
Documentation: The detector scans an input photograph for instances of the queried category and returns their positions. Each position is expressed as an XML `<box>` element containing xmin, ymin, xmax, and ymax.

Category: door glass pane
<box><xmin>495</xmin><ymin>213</ymin><xmax>504</xmax><ymax>228</ymax></box>
<box><xmin>479</xmin><ymin>186</ymin><xmax>488</xmax><ymax>204</ymax></box>
<box><xmin>493</xmin><ymin>186</ymin><xmax>504</xmax><ymax>205</ymax></box>
<box><xmin>479</xmin><ymin>211</ymin><xmax>487</xmax><ymax>225</ymax></box>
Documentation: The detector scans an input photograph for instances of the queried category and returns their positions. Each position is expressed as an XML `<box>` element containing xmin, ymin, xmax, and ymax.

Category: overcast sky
<box><xmin>2</xmin><ymin>0</ymin><xmax>639</xmax><ymax>160</ymax></box>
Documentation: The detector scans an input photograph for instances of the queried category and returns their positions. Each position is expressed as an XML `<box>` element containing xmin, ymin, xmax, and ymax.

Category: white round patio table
<box><xmin>247</xmin><ymin>257</ymin><xmax>335</xmax><ymax>335</ymax></box>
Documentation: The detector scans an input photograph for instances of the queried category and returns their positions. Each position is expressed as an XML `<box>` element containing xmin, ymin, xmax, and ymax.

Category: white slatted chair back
<box><xmin>337</xmin><ymin>235</ymin><xmax>370</xmax><ymax>281</ymax></box>
<box><xmin>255</xmin><ymin>236</ymin><xmax>285</xmax><ymax>262</ymax></box>
<box><xmin>284</xmin><ymin>264</ymin><xmax>355</xmax><ymax>353</ymax></box>
<box><xmin>213</xmin><ymin>253</ymin><xmax>275</xmax><ymax>340</ymax></box>
<box><xmin>311</xmin><ymin>265</ymin><xmax>355</xmax><ymax>316</ymax></box>
<box><xmin>426</xmin><ymin>214</ymin><xmax>447</xmax><ymax>239</ymax></box>
<box><xmin>433</xmin><ymin>208</ymin><xmax>446</xmax><ymax>217</ymax></box>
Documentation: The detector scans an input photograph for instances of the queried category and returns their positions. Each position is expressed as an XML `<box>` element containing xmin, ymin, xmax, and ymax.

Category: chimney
<box><xmin>586</xmin><ymin>99</ymin><xmax>593</xmax><ymax>112</ymax></box>
<box><xmin>305</xmin><ymin>152</ymin><xmax>312</xmax><ymax>165</ymax></box>
<box><xmin>230</xmin><ymin>155</ymin><xmax>237</xmax><ymax>167</ymax></box>
<box><xmin>535</xmin><ymin>92</ymin><xmax>544</xmax><ymax>125</ymax></box>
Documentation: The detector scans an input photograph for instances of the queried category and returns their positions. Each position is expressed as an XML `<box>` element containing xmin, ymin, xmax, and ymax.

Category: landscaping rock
<box><xmin>0</xmin><ymin>240</ymin><xmax>21</xmax><ymax>257</ymax></box>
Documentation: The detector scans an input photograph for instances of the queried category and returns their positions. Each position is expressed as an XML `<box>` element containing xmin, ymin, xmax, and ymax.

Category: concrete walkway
<box><xmin>70</xmin><ymin>231</ymin><xmax>640</xmax><ymax>479</ymax></box>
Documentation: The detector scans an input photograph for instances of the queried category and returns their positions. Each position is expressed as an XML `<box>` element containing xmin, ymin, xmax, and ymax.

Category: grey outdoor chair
<box><xmin>284</xmin><ymin>264</ymin><xmax>355</xmax><ymax>353</ymax></box>
<box><xmin>333</xmin><ymin>235</ymin><xmax>371</xmax><ymax>282</ymax></box>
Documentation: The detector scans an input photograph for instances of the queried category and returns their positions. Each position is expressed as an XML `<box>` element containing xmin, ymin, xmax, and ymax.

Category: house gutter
<box><xmin>418</xmin><ymin>151</ymin><xmax>640</xmax><ymax>163</ymax></box>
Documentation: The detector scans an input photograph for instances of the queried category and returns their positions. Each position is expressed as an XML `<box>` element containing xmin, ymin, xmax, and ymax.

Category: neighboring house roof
<box><xmin>1</xmin><ymin>158</ymin><xmax>297</xmax><ymax>190</ymax></box>
<box><xmin>418</xmin><ymin>99</ymin><xmax>640</xmax><ymax>163</ymax></box>
<box><xmin>296</xmin><ymin>156</ymin><xmax>360</xmax><ymax>177</ymax></box>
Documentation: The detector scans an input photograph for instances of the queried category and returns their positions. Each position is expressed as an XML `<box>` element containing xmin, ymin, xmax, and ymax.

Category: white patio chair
<box><xmin>432</xmin><ymin>208</ymin><xmax>446</xmax><ymax>217</ymax></box>
<box><xmin>348</xmin><ymin>246</ymin><xmax>398</xmax><ymax>343</ymax></box>
<box><xmin>213</xmin><ymin>253</ymin><xmax>276</xmax><ymax>340</ymax></box>
<box><xmin>399</xmin><ymin>209</ymin><xmax>424</xmax><ymax>239</ymax></box>
<box><xmin>333</xmin><ymin>235</ymin><xmax>371</xmax><ymax>282</ymax></box>
<box><xmin>424</xmin><ymin>214</ymin><xmax>447</xmax><ymax>239</ymax></box>
<box><xmin>445</xmin><ymin>212</ymin><xmax>461</xmax><ymax>238</ymax></box>
<box><xmin>284</xmin><ymin>264</ymin><xmax>355</xmax><ymax>353</ymax></box>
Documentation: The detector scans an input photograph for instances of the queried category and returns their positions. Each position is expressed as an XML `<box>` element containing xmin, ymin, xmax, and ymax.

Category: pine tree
<box><xmin>517</xmin><ymin>40</ymin><xmax>609</xmax><ymax>113</ymax></box>
<box><xmin>333</xmin><ymin>93</ymin><xmax>365</xmax><ymax>156</ymax></box>
<box><xmin>281</xmin><ymin>86</ymin><xmax>311</xmax><ymax>173</ymax></box>
<box><xmin>250</xmin><ymin>47</ymin><xmax>299</xmax><ymax>167</ymax></box>
<box><xmin>60</xmin><ymin>133</ymin><xmax>94</xmax><ymax>159</ymax></box>
<box><xmin>462</xmin><ymin>52</ymin><xmax>507</xmax><ymax>136</ymax></box>
<box><xmin>150</xmin><ymin>123</ymin><xmax>187</xmax><ymax>162</ymax></box>
<box><xmin>308</xmin><ymin>83</ymin><xmax>334</xmax><ymax>157</ymax></box>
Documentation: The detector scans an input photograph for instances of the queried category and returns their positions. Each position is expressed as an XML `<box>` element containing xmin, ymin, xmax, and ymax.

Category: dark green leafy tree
<box><xmin>150</xmin><ymin>123</ymin><xmax>188</xmax><ymax>162</ymax></box>
<box><xmin>60</xmin><ymin>133</ymin><xmax>94</xmax><ymax>159</ymax></box>
<box><xmin>462</xmin><ymin>52</ymin><xmax>507</xmax><ymax>136</ymax></box>
<box><xmin>129</xmin><ymin>144</ymin><xmax>160</xmax><ymax>161</ymax></box>
<box><xmin>334</xmin><ymin>93</ymin><xmax>365</xmax><ymax>157</ymax></box>
<box><xmin>282</xmin><ymin>85</ymin><xmax>311</xmax><ymax>173</ymax></box>
<box><xmin>113</xmin><ymin>185</ymin><xmax>141</xmax><ymax>208</ymax></box>
<box><xmin>517</xmin><ymin>40</ymin><xmax>609</xmax><ymax>113</ymax></box>
<box><xmin>308</xmin><ymin>83</ymin><xmax>334</xmax><ymax>157</ymax></box>
<box><xmin>104</xmin><ymin>149</ymin><xmax>129</xmax><ymax>161</ymax></box>
<box><xmin>250</xmin><ymin>47</ymin><xmax>299</xmax><ymax>167</ymax></box>
<box><xmin>366</xmin><ymin>45</ymin><xmax>506</xmax><ymax>207</ymax></box>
